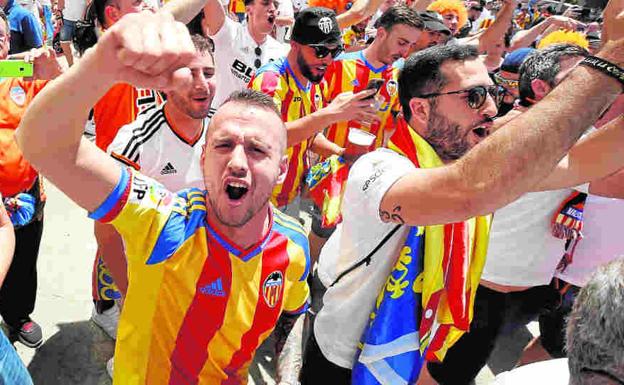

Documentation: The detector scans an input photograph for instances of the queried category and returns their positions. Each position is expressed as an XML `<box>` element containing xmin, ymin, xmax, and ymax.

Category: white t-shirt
<box><xmin>482</xmin><ymin>130</ymin><xmax>594</xmax><ymax>287</ymax></box>
<box><xmin>481</xmin><ymin>189</ymin><xmax>574</xmax><ymax>287</ymax></box>
<box><xmin>107</xmin><ymin>103</ymin><xmax>213</xmax><ymax>192</ymax></box>
<box><xmin>315</xmin><ymin>148</ymin><xmax>415</xmax><ymax>369</ymax></box>
<box><xmin>62</xmin><ymin>0</ymin><xmax>87</xmax><ymax>21</ymax></box>
<box><xmin>275</xmin><ymin>0</ymin><xmax>294</xmax><ymax>43</ymax></box>
<box><xmin>556</xmin><ymin>195</ymin><xmax>624</xmax><ymax>287</ymax></box>
<box><xmin>209</xmin><ymin>17</ymin><xmax>289</xmax><ymax>108</ymax></box>
<box><xmin>494</xmin><ymin>358</ymin><xmax>569</xmax><ymax>385</ymax></box>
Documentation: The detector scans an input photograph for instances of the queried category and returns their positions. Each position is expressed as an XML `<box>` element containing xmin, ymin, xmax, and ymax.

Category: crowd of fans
<box><xmin>0</xmin><ymin>0</ymin><xmax>623</xmax><ymax>383</ymax></box>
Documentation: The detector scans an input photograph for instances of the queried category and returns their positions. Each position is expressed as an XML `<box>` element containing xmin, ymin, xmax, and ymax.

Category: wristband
<box><xmin>579</xmin><ymin>56</ymin><xmax>624</xmax><ymax>92</ymax></box>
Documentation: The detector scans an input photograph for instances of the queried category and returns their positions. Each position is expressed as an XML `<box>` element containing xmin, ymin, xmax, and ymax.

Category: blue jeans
<box><xmin>0</xmin><ymin>331</ymin><xmax>33</xmax><ymax>385</ymax></box>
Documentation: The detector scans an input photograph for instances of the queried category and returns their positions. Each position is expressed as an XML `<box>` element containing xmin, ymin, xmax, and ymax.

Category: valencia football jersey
<box><xmin>92</xmin><ymin>83</ymin><xmax>165</xmax><ymax>151</ymax></box>
<box><xmin>324</xmin><ymin>50</ymin><xmax>401</xmax><ymax>150</ymax></box>
<box><xmin>249</xmin><ymin>57</ymin><xmax>325</xmax><ymax>207</ymax></box>
<box><xmin>107</xmin><ymin>103</ymin><xmax>215</xmax><ymax>192</ymax></box>
<box><xmin>89</xmin><ymin>167</ymin><xmax>310</xmax><ymax>385</ymax></box>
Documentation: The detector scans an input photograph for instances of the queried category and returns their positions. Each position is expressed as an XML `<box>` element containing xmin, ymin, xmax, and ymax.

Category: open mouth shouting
<box><xmin>267</xmin><ymin>14</ymin><xmax>276</xmax><ymax>24</ymax></box>
<box><xmin>224</xmin><ymin>179</ymin><xmax>250</xmax><ymax>205</ymax></box>
<box><xmin>472</xmin><ymin>126</ymin><xmax>490</xmax><ymax>138</ymax></box>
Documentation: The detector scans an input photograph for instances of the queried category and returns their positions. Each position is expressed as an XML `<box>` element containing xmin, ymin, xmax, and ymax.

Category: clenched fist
<box><xmin>91</xmin><ymin>11</ymin><xmax>196</xmax><ymax>90</ymax></box>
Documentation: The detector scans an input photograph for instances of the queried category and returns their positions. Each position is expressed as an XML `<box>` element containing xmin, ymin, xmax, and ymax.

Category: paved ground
<box><xmin>5</xmin><ymin>181</ymin><xmax>538</xmax><ymax>384</ymax></box>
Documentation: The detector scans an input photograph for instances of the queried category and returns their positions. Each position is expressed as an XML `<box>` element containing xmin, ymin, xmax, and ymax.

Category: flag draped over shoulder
<box><xmin>305</xmin><ymin>155</ymin><xmax>350</xmax><ymax>228</ymax></box>
<box><xmin>352</xmin><ymin>121</ymin><xmax>492</xmax><ymax>385</ymax></box>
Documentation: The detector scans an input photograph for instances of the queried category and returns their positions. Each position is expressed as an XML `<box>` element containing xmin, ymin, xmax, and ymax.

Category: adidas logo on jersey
<box><xmin>200</xmin><ymin>278</ymin><xmax>226</xmax><ymax>297</ymax></box>
<box><xmin>160</xmin><ymin>162</ymin><xmax>177</xmax><ymax>175</ymax></box>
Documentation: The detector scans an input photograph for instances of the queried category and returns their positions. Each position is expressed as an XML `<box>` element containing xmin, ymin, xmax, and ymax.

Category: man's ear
<box><xmin>531</xmin><ymin>79</ymin><xmax>552</xmax><ymax>102</ymax></box>
<box><xmin>407</xmin><ymin>97</ymin><xmax>431</xmax><ymax>127</ymax></box>
<box><xmin>104</xmin><ymin>4</ymin><xmax>120</xmax><ymax>24</ymax></box>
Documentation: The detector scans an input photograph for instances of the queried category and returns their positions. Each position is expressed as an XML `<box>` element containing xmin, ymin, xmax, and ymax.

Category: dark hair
<box><xmin>399</xmin><ymin>44</ymin><xmax>479</xmax><ymax>121</ymax></box>
<box><xmin>186</xmin><ymin>9</ymin><xmax>205</xmax><ymax>36</ymax></box>
<box><xmin>72</xmin><ymin>0</ymin><xmax>114</xmax><ymax>55</ymax></box>
<box><xmin>518</xmin><ymin>44</ymin><xmax>589</xmax><ymax>106</ymax></box>
<box><xmin>375</xmin><ymin>5</ymin><xmax>424</xmax><ymax>31</ymax></box>
<box><xmin>566</xmin><ymin>258</ymin><xmax>624</xmax><ymax>385</ymax></box>
<box><xmin>223</xmin><ymin>89</ymin><xmax>280</xmax><ymax>116</ymax></box>
<box><xmin>191</xmin><ymin>34</ymin><xmax>214</xmax><ymax>55</ymax></box>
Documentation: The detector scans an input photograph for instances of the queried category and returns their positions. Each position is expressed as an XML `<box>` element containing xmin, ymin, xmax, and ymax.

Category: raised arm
<box><xmin>473</xmin><ymin>0</ymin><xmax>515</xmax><ymax>53</ymax></box>
<box><xmin>163</xmin><ymin>0</ymin><xmax>225</xmax><ymax>34</ymax></box>
<box><xmin>16</xmin><ymin>11</ymin><xmax>196</xmax><ymax>212</ymax></box>
<box><xmin>535</xmin><ymin>116</ymin><xmax>624</xmax><ymax>191</ymax></box>
<box><xmin>336</xmin><ymin>0</ymin><xmax>383</xmax><ymax>29</ymax></box>
<box><xmin>379</xmin><ymin>39</ymin><xmax>624</xmax><ymax>226</ymax></box>
<box><xmin>509</xmin><ymin>16</ymin><xmax>584</xmax><ymax>51</ymax></box>
<box><xmin>0</xmin><ymin>195</ymin><xmax>15</xmax><ymax>287</ymax></box>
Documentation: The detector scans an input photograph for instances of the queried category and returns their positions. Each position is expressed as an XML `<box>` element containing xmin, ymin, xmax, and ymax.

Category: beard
<box><xmin>425</xmin><ymin>103</ymin><xmax>471</xmax><ymax>162</ymax></box>
<box><xmin>207</xmin><ymin>191</ymin><xmax>270</xmax><ymax>228</ymax></box>
<box><xmin>297</xmin><ymin>52</ymin><xmax>324</xmax><ymax>83</ymax></box>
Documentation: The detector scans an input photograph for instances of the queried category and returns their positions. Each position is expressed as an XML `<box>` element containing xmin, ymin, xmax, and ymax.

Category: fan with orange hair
<box><xmin>308</xmin><ymin>0</ymin><xmax>354</xmax><ymax>14</ymax></box>
<box><xmin>427</xmin><ymin>0</ymin><xmax>468</xmax><ymax>35</ymax></box>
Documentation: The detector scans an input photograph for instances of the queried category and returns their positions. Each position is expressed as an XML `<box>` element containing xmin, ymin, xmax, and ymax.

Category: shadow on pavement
<box><xmin>28</xmin><ymin>321</ymin><xmax>114</xmax><ymax>385</ymax></box>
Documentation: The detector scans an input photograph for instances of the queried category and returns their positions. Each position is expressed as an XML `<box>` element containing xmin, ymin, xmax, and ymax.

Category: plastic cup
<box><xmin>345</xmin><ymin>128</ymin><xmax>376</xmax><ymax>158</ymax></box>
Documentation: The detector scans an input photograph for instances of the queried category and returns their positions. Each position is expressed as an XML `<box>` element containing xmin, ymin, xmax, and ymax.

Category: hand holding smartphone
<box><xmin>363</xmin><ymin>79</ymin><xmax>384</xmax><ymax>100</ymax></box>
<box><xmin>0</xmin><ymin>60</ymin><xmax>34</xmax><ymax>77</ymax></box>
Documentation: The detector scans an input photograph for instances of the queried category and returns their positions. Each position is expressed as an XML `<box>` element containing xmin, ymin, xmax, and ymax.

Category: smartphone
<box><xmin>363</xmin><ymin>79</ymin><xmax>384</xmax><ymax>100</ymax></box>
<box><xmin>0</xmin><ymin>60</ymin><xmax>34</xmax><ymax>77</ymax></box>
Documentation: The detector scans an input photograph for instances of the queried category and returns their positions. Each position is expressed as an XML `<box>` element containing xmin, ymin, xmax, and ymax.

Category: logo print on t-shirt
<box><xmin>318</xmin><ymin>17</ymin><xmax>333</xmax><ymax>34</ymax></box>
<box><xmin>200</xmin><ymin>278</ymin><xmax>226</xmax><ymax>297</ymax></box>
<box><xmin>160</xmin><ymin>162</ymin><xmax>177</xmax><ymax>175</ymax></box>
<box><xmin>386</xmin><ymin>80</ymin><xmax>398</xmax><ymax>97</ymax></box>
<box><xmin>262</xmin><ymin>271</ymin><xmax>284</xmax><ymax>308</ymax></box>
<box><xmin>9</xmin><ymin>86</ymin><xmax>26</xmax><ymax>106</ymax></box>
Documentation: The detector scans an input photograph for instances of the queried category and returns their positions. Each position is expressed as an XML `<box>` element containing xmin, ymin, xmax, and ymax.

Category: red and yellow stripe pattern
<box><xmin>249</xmin><ymin>58</ymin><xmax>326</xmax><ymax>207</ymax></box>
<box><xmin>89</xmin><ymin>168</ymin><xmax>310</xmax><ymax>384</ymax></box>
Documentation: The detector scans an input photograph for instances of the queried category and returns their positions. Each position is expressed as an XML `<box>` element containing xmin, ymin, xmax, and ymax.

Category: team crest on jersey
<box><xmin>314</xmin><ymin>93</ymin><xmax>322</xmax><ymax>110</ymax></box>
<box><xmin>318</xmin><ymin>17</ymin><xmax>333</xmax><ymax>34</ymax></box>
<box><xmin>262</xmin><ymin>271</ymin><xmax>284</xmax><ymax>308</ymax></box>
<box><xmin>386</xmin><ymin>80</ymin><xmax>398</xmax><ymax>97</ymax></box>
<box><xmin>10</xmin><ymin>86</ymin><xmax>26</xmax><ymax>106</ymax></box>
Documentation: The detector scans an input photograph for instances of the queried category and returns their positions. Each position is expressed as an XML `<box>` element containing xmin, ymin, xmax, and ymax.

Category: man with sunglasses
<box><xmin>493</xmin><ymin>47</ymin><xmax>534</xmax><ymax>116</ymax></box>
<box><xmin>249</xmin><ymin>7</ymin><xmax>379</xmax><ymax>219</ymax></box>
<box><xmin>427</xmin><ymin>43</ymin><xmax>624</xmax><ymax>384</ymax></box>
<box><xmin>304</xmin><ymin>5</ymin><xmax>624</xmax><ymax>379</ymax></box>
<box><xmin>306</xmin><ymin>5</ymin><xmax>423</xmax><ymax>261</ymax></box>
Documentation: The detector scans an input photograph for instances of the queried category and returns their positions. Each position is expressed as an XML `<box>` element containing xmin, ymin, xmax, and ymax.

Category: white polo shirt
<box><xmin>209</xmin><ymin>17</ymin><xmax>289</xmax><ymax>108</ymax></box>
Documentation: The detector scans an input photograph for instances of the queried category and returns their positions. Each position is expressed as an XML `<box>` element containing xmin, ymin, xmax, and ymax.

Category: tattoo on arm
<box><xmin>381</xmin><ymin>206</ymin><xmax>405</xmax><ymax>224</ymax></box>
<box><xmin>391</xmin><ymin>205</ymin><xmax>405</xmax><ymax>224</ymax></box>
<box><xmin>274</xmin><ymin>312</ymin><xmax>305</xmax><ymax>384</ymax></box>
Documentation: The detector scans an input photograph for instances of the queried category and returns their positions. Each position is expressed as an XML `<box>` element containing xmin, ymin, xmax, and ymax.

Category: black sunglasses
<box><xmin>254</xmin><ymin>46</ymin><xmax>262</xmax><ymax>69</ymax></box>
<box><xmin>307</xmin><ymin>44</ymin><xmax>344</xmax><ymax>59</ymax></box>
<box><xmin>418</xmin><ymin>85</ymin><xmax>506</xmax><ymax>110</ymax></box>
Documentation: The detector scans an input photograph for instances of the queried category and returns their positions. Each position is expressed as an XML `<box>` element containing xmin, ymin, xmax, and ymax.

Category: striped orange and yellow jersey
<box><xmin>249</xmin><ymin>57</ymin><xmax>325</xmax><ymax>207</ymax></box>
<box><xmin>228</xmin><ymin>0</ymin><xmax>245</xmax><ymax>15</ymax></box>
<box><xmin>89</xmin><ymin>167</ymin><xmax>310</xmax><ymax>385</ymax></box>
<box><xmin>324</xmin><ymin>51</ymin><xmax>401</xmax><ymax>150</ymax></box>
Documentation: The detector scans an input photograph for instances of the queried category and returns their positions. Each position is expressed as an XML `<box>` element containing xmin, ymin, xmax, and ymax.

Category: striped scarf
<box><xmin>352</xmin><ymin>122</ymin><xmax>492</xmax><ymax>384</ymax></box>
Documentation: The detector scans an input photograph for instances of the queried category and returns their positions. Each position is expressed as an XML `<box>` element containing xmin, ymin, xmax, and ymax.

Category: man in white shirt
<box><xmin>91</xmin><ymin>32</ymin><xmax>215</xmax><ymax>340</ymax></box>
<box><xmin>195</xmin><ymin>0</ymin><xmax>288</xmax><ymax>107</ymax></box>
<box><xmin>426</xmin><ymin>44</ymin><xmax>624</xmax><ymax>384</ymax></box>
<box><xmin>302</xmin><ymin>13</ymin><xmax>624</xmax><ymax>383</ymax></box>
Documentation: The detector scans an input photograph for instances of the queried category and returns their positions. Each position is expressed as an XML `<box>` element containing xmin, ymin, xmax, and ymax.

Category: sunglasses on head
<box><xmin>494</xmin><ymin>73</ymin><xmax>519</xmax><ymax>89</ymax></box>
<box><xmin>418</xmin><ymin>85</ymin><xmax>506</xmax><ymax>110</ymax></box>
<box><xmin>307</xmin><ymin>44</ymin><xmax>344</xmax><ymax>59</ymax></box>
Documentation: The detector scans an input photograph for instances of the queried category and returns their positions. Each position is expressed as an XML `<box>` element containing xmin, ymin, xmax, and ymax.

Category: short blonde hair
<box><xmin>427</xmin><ymin>0</ymin><xmax>468</xmax><ymax>30</ymax></box>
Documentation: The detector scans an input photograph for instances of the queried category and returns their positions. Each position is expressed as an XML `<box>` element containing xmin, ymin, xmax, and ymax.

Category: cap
<box><xmin>291</xmin><ymin>7</ymin><xmax>341</xmax><ymax>46</ymax></box>
<box><xmin>500</xmin><ymin>47</ymin><xmax>535</xmax><ymax>74</ymax></box>
<box><xmin>418</xmin><ymin>11</ymin><xmax>451</xmax><ymax>35</ymax></box>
